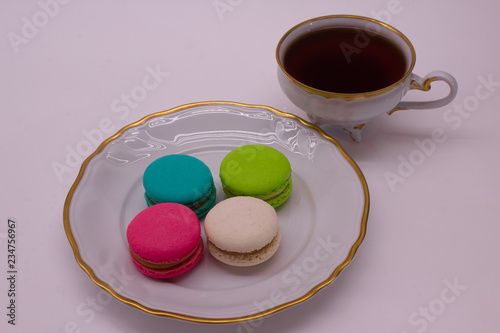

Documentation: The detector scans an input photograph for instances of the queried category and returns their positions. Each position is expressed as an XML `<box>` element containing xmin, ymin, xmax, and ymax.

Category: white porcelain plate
<box><xmin>63</xmin><ymin>101</ymin><xmax>369</xmax><ymax>323</ymax></box>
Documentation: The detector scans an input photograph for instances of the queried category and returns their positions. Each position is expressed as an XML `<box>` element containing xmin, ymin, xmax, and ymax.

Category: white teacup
<box><xmin>276</xmin><ymin>15</ymin><xmax>458</xmax><ymax>141</ymax></box>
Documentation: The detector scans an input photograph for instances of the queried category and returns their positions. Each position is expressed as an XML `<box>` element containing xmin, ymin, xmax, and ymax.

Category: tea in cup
<box><xmin>276</xmin><ymin>15</ymin><xmax>458</xmax><ymax>141</ymax></box>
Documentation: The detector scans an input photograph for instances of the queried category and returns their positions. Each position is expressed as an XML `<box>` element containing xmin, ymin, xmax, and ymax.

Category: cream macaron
<box><xmin>204</xmin><ymin>196</ymin><xmax>281</xmax><ymax>267</ymax></box>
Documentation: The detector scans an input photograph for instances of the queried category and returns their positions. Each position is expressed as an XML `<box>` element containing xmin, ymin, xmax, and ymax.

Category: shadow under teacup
<box><xmin>276</xmin><ymin>15</ymin><xmax>458</xmax><ymax>141</ymax></box>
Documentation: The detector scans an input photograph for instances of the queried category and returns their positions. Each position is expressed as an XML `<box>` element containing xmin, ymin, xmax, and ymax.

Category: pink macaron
<box><xmin>126</xmin><ymin>203</ymin><xmax>203</xmax><ymax>279</ymax></box>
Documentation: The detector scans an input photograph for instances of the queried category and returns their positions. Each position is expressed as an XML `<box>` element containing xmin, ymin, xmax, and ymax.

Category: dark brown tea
<box><xmin>283</xmin><ymin>27</ymin><xmax>407</xmax><ymax>93</ymax></box>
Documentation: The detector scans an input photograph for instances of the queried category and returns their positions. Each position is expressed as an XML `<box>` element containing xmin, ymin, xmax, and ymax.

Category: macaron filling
<box><xmin>130</xmin><ymin>238</ymin><xmax>203</xmax><ymax>269</ymax></box>
<box><xmin>207</xmin><ymin>229</ymin><xmax>280</xmax><ymax>256</ymax></box>
<box><xmin>206</xmin><ymin>229</ymin><xmax>281</xmax><ymax>267</ymax></box>
<box><xmin>222</xmin><ymin>178</ymin><xmax>291</xmax><ymax>201</ymax></box>
<box><xmin>145</xmin><ymin>184</ymin><xmax>215</xmax><ymax>210</ymax></box>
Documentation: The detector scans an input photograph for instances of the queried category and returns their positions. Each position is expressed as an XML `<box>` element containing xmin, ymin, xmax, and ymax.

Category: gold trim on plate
<box><xmin>63</xmin><ymin>101</ymin><xmax>370</xmax><ymax>324</ymax></box>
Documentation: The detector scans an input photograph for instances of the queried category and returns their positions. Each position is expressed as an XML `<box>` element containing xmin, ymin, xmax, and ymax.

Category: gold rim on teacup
<box><xmin>276</xmin><ymin>14</ymin><xmax>417</xmax><ymax>101</ymax></box>
<box><xmin>276</xmin><ymin>14</ymin><xmax>458</xmax><ymax>142</ymax></box>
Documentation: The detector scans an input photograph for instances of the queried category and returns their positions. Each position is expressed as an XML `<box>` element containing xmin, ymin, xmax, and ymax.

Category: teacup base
<box><xmin>306</xmin><ymin>114</ymin><xmax>367</xmax><ymax>142</ymax></box>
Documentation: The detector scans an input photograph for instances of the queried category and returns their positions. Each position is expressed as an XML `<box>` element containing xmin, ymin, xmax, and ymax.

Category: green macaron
<box><xmin>143</xmin><ymin>154</ymin><xmax>216</xmax><ymax>218</ymax></box>
<box><xmin>219</xmin><ymin>145</ymin><xmax>292</xmax><ymax>208</ymax></box>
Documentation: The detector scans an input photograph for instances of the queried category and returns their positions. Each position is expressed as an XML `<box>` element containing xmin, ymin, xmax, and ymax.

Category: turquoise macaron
<box><xmin>143</xmin><ymin>154</ymin><xmax>216</xmax><ymax>218</ymax></box>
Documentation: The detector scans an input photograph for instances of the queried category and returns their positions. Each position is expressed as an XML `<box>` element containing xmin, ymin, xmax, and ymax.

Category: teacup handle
<box><xmin>388</xmin><ymin>71</ymin><xmax>458</xmax><ymax>115</ymax></box>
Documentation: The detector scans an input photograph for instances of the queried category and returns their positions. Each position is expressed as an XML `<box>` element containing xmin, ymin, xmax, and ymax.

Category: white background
<box><xmin>1</xmin><ymin>0</ymin><xmax>499</xmax><ymax>332</ymax></box>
